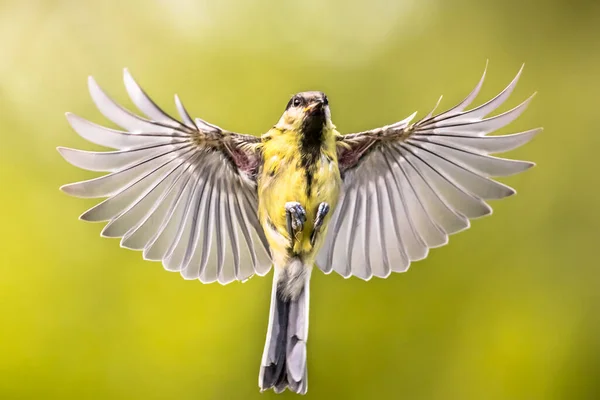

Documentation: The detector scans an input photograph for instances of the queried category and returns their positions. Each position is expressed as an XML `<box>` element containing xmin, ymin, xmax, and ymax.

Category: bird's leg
<box><xmin>285</xmin><ymin>202</ymin><xmax>307</xmax><ymax>251</ymax></box>
<box><xmin>310</xmin><ymin>202</ymin><xmax>330</xmax><ymax>247</ymax></box>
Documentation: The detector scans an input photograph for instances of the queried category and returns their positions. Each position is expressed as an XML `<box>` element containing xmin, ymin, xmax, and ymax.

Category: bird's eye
<box><xmin>323</xmin><ymin>96</ymin><xmax>329</xmax><ymax>106</ymax></box>
<box><xmin>292</xmin><ymin>97</ymin><xmax>302</xmax><ymax>107</ymax></box>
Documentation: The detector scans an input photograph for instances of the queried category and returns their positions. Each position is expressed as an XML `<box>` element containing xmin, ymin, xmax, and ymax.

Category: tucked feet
<box><xmin>285</xmin><ymin>202</ymin><xmax>307</xmax><ymax>250</ymax></box>
<box><xmin>310</xmin><ymin>202</ymin><xmax>330</xmax><ymax>246</ymax></box>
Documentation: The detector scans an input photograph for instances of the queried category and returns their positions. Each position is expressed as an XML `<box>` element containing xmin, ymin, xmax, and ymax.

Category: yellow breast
<box><xmin>258</xmin><ymin>128</ymin><xmax>342</xmax><ymax>267</ymax></box>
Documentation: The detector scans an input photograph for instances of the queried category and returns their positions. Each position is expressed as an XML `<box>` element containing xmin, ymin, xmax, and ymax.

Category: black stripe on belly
<box><xmin>304</xmin><ymin>168</ymin><xmax>313</xmax><ymax>198</ymax></box>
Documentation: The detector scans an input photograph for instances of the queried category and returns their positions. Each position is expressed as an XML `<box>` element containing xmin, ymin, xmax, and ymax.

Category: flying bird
<box><xmin>58</xmin><ymin>64</ymin><xmax>540</xmax><ymax>394</ymax></box>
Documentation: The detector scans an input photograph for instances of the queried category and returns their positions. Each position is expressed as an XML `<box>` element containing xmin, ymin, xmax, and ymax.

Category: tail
<box><xmin>259</xmin><ymin>259</ymin><xmax>310</xmax><ymax>394</ymax></box>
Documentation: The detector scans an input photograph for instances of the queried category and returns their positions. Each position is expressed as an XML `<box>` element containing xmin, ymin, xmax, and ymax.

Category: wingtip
<box><xmin>64</xmin><ymin>111</ymin><xmax>81</xmax><ymax>127</ymax></box>
<box><xmin>423</xmin><ymin>95</ymin><xmax>443</xmax><ymax>120</ymax></box>
<box><xmin>78</xmin><ymin>211</ymin><xmax>92</xmax><ymax>221</ymax></box>
<box><xmin>513</xmin><ymin>63</ymin><xmax>525</xmax><ymax>81</ymax></box>
<box><xmin>60</xmin><ymin>181</ymin><xmax>91</xmax><ymax>198</ymax></box>
<box><xmin>119</xmin><ymin>238</ymin><xmax>134</xmax><ymax>250</ymax></box>
<box><xmin>87</xmin><ymin>75</ymin><xmax>102</xmax><ymax>97</ymax></box>
<box><xmin>407</xmin><ymin>111</ymin><xmax>418</xmax><ymax>123</ymax></box>
<box><xmin>517</xmin><ymin>92</ymin><xmax>537</xmax><ymax>110</ymax></box>
<box><xmin>521</xmin><ymin>127</ymin><xmax>543</xmax><ymax>145</ymax></box>
<box><xmin>174</xmin><ymin>94</ymin><xmax>184</xmax><ymax>109</ymax></box>
<box><xmin>521</xmin><ymin>92</ymin><xmax>537</xmax><ymax>107</ymax></box>
<box><xmin>79</xmin><ymin>208</ymin><xmax>106</xmax><ymax>222</ymax></box>
<box><xmin>56</xmin><ymin>146</ymin><xmax>72</xmax><ymax>161</ymax></box>
<box><xmin>99</xmin><ymin>229</ymin><xmax>111</xmax><ymax>238</ymax></box>
<box><xmin>59</xmin><ymin>183</ymin><xmax>74</xmax><ymax>195</ymax></box>
<box><xmin>123</xmin><ymin>67</ymin><xmax>134</xmax><ymax>83</ymax></box>
<box><xmin>472</xmin><ymin>204</ymin><xmax>494</xmax><ymax>219</ymax></box>
<box><xmin>142</xmin><ymin>251</ymin><xmax>159</xmax><ymax>262</ymax></box>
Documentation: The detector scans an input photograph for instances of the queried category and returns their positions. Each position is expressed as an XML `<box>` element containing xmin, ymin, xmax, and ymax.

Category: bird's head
<box><xmin>276</xmin><ymin>91</ymin><xmax>332</xmax><ymax>136</ymax></box>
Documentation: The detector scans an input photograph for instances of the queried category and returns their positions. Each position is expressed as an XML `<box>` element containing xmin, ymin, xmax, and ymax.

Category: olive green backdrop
<box><xmin>1</xmin><ymin>0</ymin><xmax>599</xmax><ymax>399</ymax></box>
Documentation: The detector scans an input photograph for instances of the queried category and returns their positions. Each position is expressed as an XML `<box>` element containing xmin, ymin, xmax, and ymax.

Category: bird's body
<box><xmin>258</xmin><ymin>94</ymin><xmax>341</xmax><ymax>292</ymax></box>
<box><xmin>59</xmin><ymin>65</ymin><xmax>541</xmax><ymax>395</ymax></box>
<box><xmin>256</xmin><ymin>92</ymin><xmax>342</xmax><ymax>392</ymax></box>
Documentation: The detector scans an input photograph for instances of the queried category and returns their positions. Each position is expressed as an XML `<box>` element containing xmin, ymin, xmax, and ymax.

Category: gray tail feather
<box><xmin>259</xmin><ymin>264</ymin><xmax>310</xmax><ymax>395</ymax></box>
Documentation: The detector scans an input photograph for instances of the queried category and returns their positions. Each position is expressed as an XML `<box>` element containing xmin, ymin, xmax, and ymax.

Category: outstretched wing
<box><xmin>317</xmin><ymin>64</ymin><xmax>541</xmax><ymax>280</ymax></box>
<box><xmin>59</xmin><ymin>70</ymin><xmax>271</xmax><ymax>284</ymax></box>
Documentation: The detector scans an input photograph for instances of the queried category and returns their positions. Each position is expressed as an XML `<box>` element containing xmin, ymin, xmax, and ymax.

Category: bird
<box><xmin>58</xmin><ymin>63</ymin><xmax>540</xmax><ymax>395</ymax></box>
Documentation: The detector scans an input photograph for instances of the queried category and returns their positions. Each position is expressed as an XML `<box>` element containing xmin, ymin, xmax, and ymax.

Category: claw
<box><xmin>285</xmin><ymin>202</ymin><xmax>306</xmax><ymax>251</ymax></box>
<box><xmin>310</xmin><ymin>202</ymin><xmax>330</xmax><ymax>246</ymax></box>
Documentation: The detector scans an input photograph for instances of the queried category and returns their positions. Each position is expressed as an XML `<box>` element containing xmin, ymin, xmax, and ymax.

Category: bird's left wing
<box><xmin>317</xmin><ymin>65</ymin><xmax>541</xmax><ymax>280</ymax></box>
<box><xmin>59</xmin><ymin>70</ymin><xmax>271</xmax><ymax>284</ymax></box>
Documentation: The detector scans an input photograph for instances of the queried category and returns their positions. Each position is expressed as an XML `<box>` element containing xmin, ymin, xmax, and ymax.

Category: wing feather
<box><xmin>403</xmin><ymin>141</ymin><xmax>517</xmax><ymax>199</ymax></box>
<box><xmin>393</xmin><ymin>148</ymin><xmax>448</xmax><ymax>248</ymax></box>
<box><xmin>380</xmin><ymin>147</ymin><xmax>428</xmax><ymax>262</ymax></box>
<box><xmin>345</xmin><ymin>186</ymin><xmax>365</xmax><ymax>279</ymax></box>
<box><xmin>121</xmin><ymin>157</ymin><xmax>196</xmax><ymax>250</ymax></box>
<box><xmin>144</xmin><ymin>171</ymin><xmax>194</xmax><ymax>261</ymax></box>
<box><xmin>60</xmin><ymin>71</ymin><xmax>271</xmax><ymax>283</ymax></box>
<box><xmin>180</xmin><ymin>165</ymin><xmax>212</xmax><ymax>279</ymax></box>
<box><xmin>123</xmin><ymin>69</ymin><xmax>186</xmax><ymax>130</ymax></box>
<box><xmin>394</xmin><ymin>147</ymin><xmax>469</xmax><ymax>235</ymax></box>
<box><xmin>422</xmin><ymin>128</ymin><xmax>540</xmax><ymax>154</ymax></box>
<box><xmin>360</xmin><ymin>181</ymin><xmax>373</xmax><ymax>279</ymax></box>
<box><xmin>65</xmin><ymin>112</ymin><xmax>176</xmax><ymax>150</ymax></box>
<box><xmin>318</xmin><ymin>65</ymin><xmax>540</xmax><ymax>279</ymax></box>
<box><xmin>214</xmin><ymin>175</ymin><xmax>226</xmax><ymax>280</ymax></box>
<box><xmin>88</xmin><ymin>76</ymin><xmax>177</xmax><ymax>134</ymax></box>
<box><xmin>409</xmin><ymin>137</ymin><xmax>534</xmax><ymax>176</ymax></box>
<box><xmin>380</xmin><ymin>171</ymin><xmax>410</xmax><ymax>272</ymax></box>
<box><xmin>199</xmin><ymin>172</ymin><xmax>219</xmax><ymax>283</ymax></box>
<box><xmin>103</xmin><ymin>153</ymin><xmax>195</xmax><ymax>238</ymax></box>
<box><xmin>320</xmin><ymin>189</ymin><xmax>350</xmax><ymax>274</ymax></box>
<box><xmin>430</xmin><ymin>61</ymin><xmax>487</xmax><ymax>122</ymax></box>
<box><xmin>422</xmin><ymin>94</ymin><xmax>535</xmax><ymax>135</ymax></box>
<box><xmin>371</xmin><ymin>177</ymin><xmax>391</xmax><ymax>278</ymax></box>
<box><xmin>219</xmin><ymin>178</ymin><xmax>238</xmax><ymax>284</ymax></box>
<box><xmin>174</xmin><ymin>95</ymin><xmax>196</xmax><ymax>130</ymax></box>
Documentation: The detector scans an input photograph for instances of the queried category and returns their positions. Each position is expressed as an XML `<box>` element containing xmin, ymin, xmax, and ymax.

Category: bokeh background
<box><xmin>1</xmin><ymin>0</ymin><xmax>599</xmax><ymax>399</ymax></box>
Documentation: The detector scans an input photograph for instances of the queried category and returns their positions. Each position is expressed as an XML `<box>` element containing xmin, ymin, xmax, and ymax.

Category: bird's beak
<box><xmin>304</xmin><ymin>101</ymin><xmax>323</xmax><ymax>114</ymax></box>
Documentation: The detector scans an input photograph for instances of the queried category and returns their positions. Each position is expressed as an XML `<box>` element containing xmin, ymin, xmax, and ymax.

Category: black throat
<box><xmin>299</xmin><ymin>111</ymin><xmax>325</xmax><ymax>163</ymax></box>
<box><xmin>299</xmin><ymin>112</ymin><xmax>326</xmax><ymax>197</ymax></box>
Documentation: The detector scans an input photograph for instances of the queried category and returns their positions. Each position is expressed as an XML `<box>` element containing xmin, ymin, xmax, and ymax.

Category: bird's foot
<box><xmin>285</xmin><ymin>202</ymin><xmax>306</xmax><ymax>250</ymax></box>
<box><xmin>310</xmin><ymin>202</ymin><xmax>330</xmax><ymax>246</ymax></box>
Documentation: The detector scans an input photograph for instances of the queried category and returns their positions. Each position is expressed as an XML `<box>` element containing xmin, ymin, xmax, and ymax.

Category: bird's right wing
<box><xmin>317</xmin><ymin>65</ymin><xmax>541</xmax><ymax>280</ymax></box>
<box><xmin>59</xmin><ymin>70</ymin><xmax>271</xmax><ymax>284</ymax></box>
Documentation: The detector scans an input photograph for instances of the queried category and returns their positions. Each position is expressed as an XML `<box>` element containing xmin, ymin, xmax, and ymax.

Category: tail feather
<box><xmin>259</xmin><ymin>261</ymin><xmax>310</xmax><ymax>394</ymax></box>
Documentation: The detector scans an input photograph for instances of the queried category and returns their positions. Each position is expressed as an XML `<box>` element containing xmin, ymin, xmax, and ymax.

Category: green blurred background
<box><xmin>1</xmin><ymin>0</ymin><xmax>599</xmax><ymax>399</ymax></box>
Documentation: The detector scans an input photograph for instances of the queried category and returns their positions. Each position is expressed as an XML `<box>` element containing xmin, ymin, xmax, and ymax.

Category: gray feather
<box><xmin>259</xmin><ymin>264</ymin><xmax>310</xmax><ymax>395</ymax></box>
